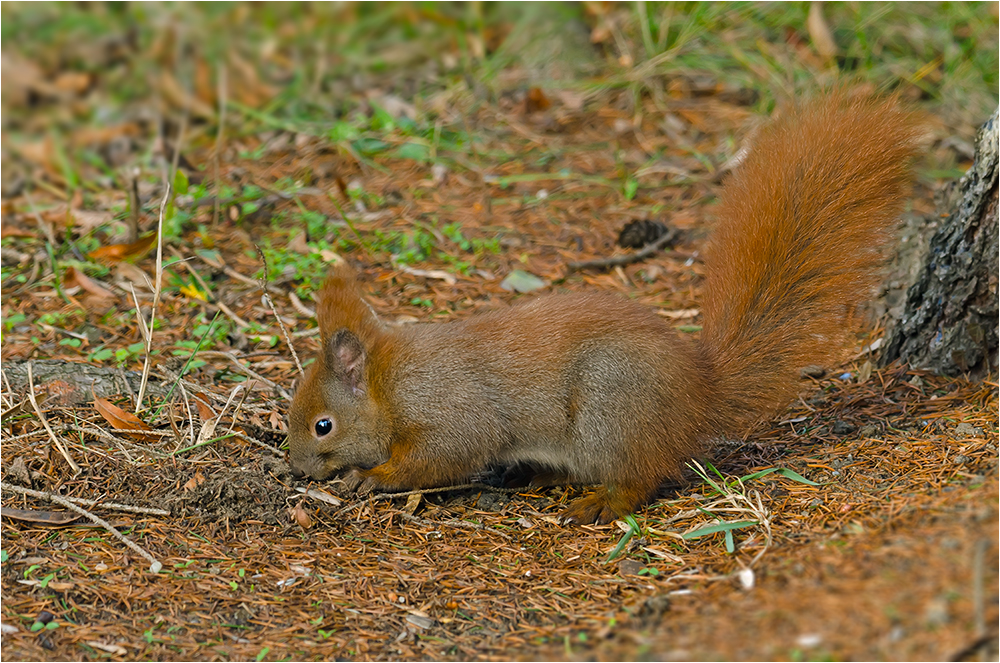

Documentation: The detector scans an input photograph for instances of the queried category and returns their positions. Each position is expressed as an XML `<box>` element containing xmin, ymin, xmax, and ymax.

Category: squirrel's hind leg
<box><xmin>560</xmin><ymin>479</ymin><xmax>658</xmax><ymax>525</ymax></box>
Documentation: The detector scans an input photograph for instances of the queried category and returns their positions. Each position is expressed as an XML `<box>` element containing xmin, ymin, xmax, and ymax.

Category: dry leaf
<box><xmin>297</xmin><ymin>487</ymin><xmax>342</xmax><ymax>507</ymax></box>
<box><xmin>1</xmin><ymin>52</ymin><xmax>50</xmax><ymax>107</ymax></box>
<box><xmin>11</xmin><ymin>137</ymin><xmax>55</xmax><ymax>171</ymax></box>
<box><xmin>115</xmin><ymin>262</ymin><xmax>153</xmax><ymax>290</ymax></box>
<box><xmin>6</xmin><ymin>457</ymin><xmax>31</xmax><ymax>486</ymax></box>
<box><xmin>229</xmin><ymin>51</ymin><xmax>277</xmax><ymax>107</ymax></box>
<box><xmin>807</xmin><ymin>1</ymin><xmax>838</xmax><ymax>60</ymax></box>
<box><xmin>63</xmin><ymin>266</ymin><xmax>116</xmax><ymax>300</ymax></box>
<box><xmin>86</xmin><ymin>642</ymin><xmax>127</xmax><ymax>656</ymax></box>
<box><xmin>158</xmin><ymin>70</ymin><xmax>215</xmax><ymax>120</ymax></box>
<box><xmin>399</xmin><ymin>265</ymin><xmax>457</xmax><ymax>286</ymax></box>
<box><xmin>67</xmin><ymin>209</ymin><xmax>114</xmax><ymax>232</ymax></box>
<box><xmin>183</xmin><ymin>471</ymin><xmax>207</xmax><ymax>492</ymax></box>
<box><xmin>641</xmin><ymin>546</ymin><xmax>684</xmax><ymax>564</ymax></box>
<box><xmin>93</xmin><ymin>397</ymin><xmax>161</xmax><ymax>443</ymax></box>
<box><xmin>195</xmin><ymin>416</ymin><xmax>219</xmax><ymax>446</ymax></box>
<box><xmin>70</xmin><ymin>123</ymin><xmax>140</xmax><ymax>148</ymax></box>
<box><xmin>405</xmin><ymin>611</ymin><xmax>435</xmax><ymax>630</ymax></box>
<box><xmin>319</xmin><ymin>249</ymin><xmax>342</xmax><ymax>263</ymax></box>
<box><xmin>1</xmin><ymin>507</ymin><xmax>82</xmax><ymax>525</ymax></box>
<box><xmin>403</xmin><ymin>493</ymin><xmax>422</xmax><ymax>515</ymax></box>
<box><xmin>192</xmin><ymin>395</ymin><xmax>216</xmax><ymax>421</ymax></box>
<box><xmin>287</xmin><ymin>232</ymin><xmax>309</xmax><ymax>254</ymax></box>
<box><xmin>289</xmin><ymin>503</ymin><xmax>312</xmax><ymax>529</ymax></box>
<box><xmin>47</xmin><ymin>581</ymin><xmax>75</xmax><ymax>592</ymax></box>
<box><xmin>555</xmin><ymin>89</ymin><xmax>586</xmax><ymax>111</ymax></box>
<box><xmin>89</xmin><ymin>233</ymin><xmax>158</xmax><ymax>264</ymax></box>
<box><xmin>193</xmin><ymin>58</ymin><xmax>217</xmax><ymax>110</ymax></box>
<box><xmin>525</xmin><ymin>87</ymin><xmax>551</xmax><ymax>113</ymax></box>
<box><xmin>52</xmin><ymin>70</ymin><xmax>92</xmax><ymax>95</ymax></box>
<box><xmin>179</xmin><ymin>282</ymin><xmax>208</xmax><ymax>301</ymax></box>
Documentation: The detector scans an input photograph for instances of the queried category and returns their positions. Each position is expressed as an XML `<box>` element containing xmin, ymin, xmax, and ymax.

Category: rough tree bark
<box><xmin>881</xmin><ymin>109</ymin><xmax>999</xmax><ymax>378</ymax></box>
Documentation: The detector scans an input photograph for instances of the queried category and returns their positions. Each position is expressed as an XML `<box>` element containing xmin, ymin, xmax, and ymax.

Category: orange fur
<box><xmin>701</xmin><ymin>90</ymin><xmax>921</xmax><ymax>433</ymax></box>
<box><xmin>286</xmin><ymin>89</ymin><xmax>921</xmax><ymax>524</ymax></box>
<box><xmin>316</xmin><ymin>263</ymin><xmax>382</xmax><ymax>342</ymax></box>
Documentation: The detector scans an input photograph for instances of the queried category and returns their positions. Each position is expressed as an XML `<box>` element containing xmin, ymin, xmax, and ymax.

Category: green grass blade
<box><xmin>774</xmin><ymin>468</ymin><xmax>821</xmax><ymax>485</ymax></box>
<box><xmin>682</xmin><ymin>520</ymin><xmax>758</xmax><ymax>540</ymax></box>
<box><xmin>606</xmin><ymin>516</ymin><xmax>641</xmax><ymax>563</ymax></box>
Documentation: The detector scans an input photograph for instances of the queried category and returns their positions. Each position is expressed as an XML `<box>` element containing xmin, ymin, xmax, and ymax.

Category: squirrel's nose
<box><xmin>286</xmin><ymin>451</ymin><xmax>306</xmax><ymax>478</ymax></box>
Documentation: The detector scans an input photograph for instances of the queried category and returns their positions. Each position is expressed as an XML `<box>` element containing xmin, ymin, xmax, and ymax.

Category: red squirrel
<box><xmin>286</xmin><ymin>89</ymin><xmax>921</xmax><ymax>524</ymax></box>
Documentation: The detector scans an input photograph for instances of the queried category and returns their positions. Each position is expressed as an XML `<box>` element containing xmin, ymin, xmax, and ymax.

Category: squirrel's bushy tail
<box><xmin>699</xmin><ymin>89</ymin><xmax>922</xmax><ymax>434</ymax></box>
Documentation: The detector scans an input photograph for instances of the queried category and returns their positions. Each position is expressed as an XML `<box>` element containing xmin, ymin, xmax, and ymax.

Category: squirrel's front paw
<box><xmin>342</xmin><ymin>468</ymin><xmax>381</xmax><ymax>495</ymax></box>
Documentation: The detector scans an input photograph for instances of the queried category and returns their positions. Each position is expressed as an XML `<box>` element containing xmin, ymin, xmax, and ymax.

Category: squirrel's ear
<box><xmin>326</xmin><ymin>329</ymin><xmax>366</xmax><ymax>396</ymax></box>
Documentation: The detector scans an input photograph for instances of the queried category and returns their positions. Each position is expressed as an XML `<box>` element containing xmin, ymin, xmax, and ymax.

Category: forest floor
<box><xmin>1</xmin><ymin>4</ymin><xmax>997</xmax><ymax>661</ymax></box>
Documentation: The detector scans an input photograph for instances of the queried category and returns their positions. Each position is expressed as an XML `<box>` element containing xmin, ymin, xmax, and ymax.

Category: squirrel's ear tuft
<box><xmin>326</xmin><ymin>329</ymin><xmax>366</xmax><ymax>396</ymax></box>
<box><xmin>316</xmin><ymin>265</ymin><xmax>380</xmax><ymax>341</ymax></box>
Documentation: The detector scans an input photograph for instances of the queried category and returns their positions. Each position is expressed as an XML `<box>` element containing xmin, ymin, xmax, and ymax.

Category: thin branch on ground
<box><xmin>135</xmin><ymin>185</ymin><xmax>171</xmax><ymax>412</ymax></box>
<box><xmin>196</xmin><ymin>351</ymin><xmax>289</xmax><ymax>399</ymax></box>
<box><xmin>68</xmin><ymin>426</ymin><xmax>171</xmax><ymax>459</ymax></box>
<box><xmin>394</xmin><ymin>509</ymin><xmax>514</xmax><ymax>541</ymax></box>
<box><xmin>0</xmin><ymin>483</ymin><xmax>170</xmax><ymax>516</ymax></box>
<box><xmin>567</xmin><ymin>228</ymin><xmax>679</xmax><ymax>272</ymax></box>
<box><xmin>229</xmin><ymin>430</ymin><xmax>284</xmax><ymax>457</ymax></box>
<box><xmin>214</xmin><ymin>300</ymin><xmax>252</xmax><ymax>329</ymax></box>
<box><xmin>0</xmin><ymin>482</ymin><xmax>162</xmax><ymax>573</ymax></box>
<box><xmin>255</xmin><ymin>245</ymin><xmax>305</xmax><ymax>380</ymax></box>
<box><xmin>225</xmin><ymin>380</ymin><xmax>253</xmax><ymax>436</ymax></box>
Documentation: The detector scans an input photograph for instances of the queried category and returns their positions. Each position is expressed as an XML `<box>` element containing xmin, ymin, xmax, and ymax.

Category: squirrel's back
<box><xmin>700</xmin><ymin>88</ymin><xmax>922</xmax><ymax>434</ymax></box>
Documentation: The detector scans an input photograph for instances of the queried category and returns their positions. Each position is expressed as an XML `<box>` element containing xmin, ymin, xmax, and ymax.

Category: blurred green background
<box><xmin>3</xmin><ymin>1</ymin><xmax>996</xmax><ymax>146</ymax></box>
<box><xmin>1</xmin><ymin>1</ymin><xmax>997</xmax><ymax>320</ymax></box>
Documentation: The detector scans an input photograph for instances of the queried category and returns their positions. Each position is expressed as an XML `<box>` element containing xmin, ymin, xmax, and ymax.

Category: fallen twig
<box><xmin>135</xmin><ymin>186</ymin><xmax>171</xmax><ymax>412</ymax></box>
<box><xmin>295</xmin><ymin>486</ymin><xmax>342</xmax><ymax>506</ymax></box>
<box><xmin>256</xmin><ymin>245</ymin><xmax>305</xmax><ymax>380</ymax></box>
<box><xmin>367</xmin><ymin>482</ymin><xmax>528</xmax><ymax>501</ymax></box>
<box><xmin>229</xmin><ymin>429</ymin><xmax>284</xmax><ymax>457</ymax></box>
<box><xmin>0</xmin><ymin>482</ymin><xmax>162</xmax><ymax>573</ymax></box>
<box><xmin>196</xmin><ymin>351</ymin><xmax>289</xmax><ymax>399</ymax></box>
<box><xmin>0</xmin><ymin>483</ymin><xmax>169</xmax><ymax>516</ymax></box>
<box><xmin>567</xmin><ymin>228</ymin><xmax>679</xmax><ymax>272</ymax></box>
<box><xmin>394</xmin><ymin>510</ymin><xmax>514</xmax><ymax>541</ymax></box>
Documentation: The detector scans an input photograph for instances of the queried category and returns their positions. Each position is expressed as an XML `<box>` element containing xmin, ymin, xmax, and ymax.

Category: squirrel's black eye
<box><xmin>315</xmin><ymin>418</ymin><xmax>333</xmax><ymax>436</ymax></box>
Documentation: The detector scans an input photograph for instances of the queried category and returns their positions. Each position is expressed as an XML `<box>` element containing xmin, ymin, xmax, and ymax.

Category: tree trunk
<box><xmin>880</xmin><ymin>109</ymin><xmax>998</xmax><ymax>378</ymax></box>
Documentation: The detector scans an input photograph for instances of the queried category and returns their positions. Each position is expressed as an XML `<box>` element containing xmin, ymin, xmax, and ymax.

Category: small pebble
<box><xmin>954</xmin><ymin>422</ymin><xmax>984</xmax><ymax>438</ymax></box>
<box><xmin>796</xmin><ymin>633</ymin><xmax>822</xmax><ymax>648</ymax></box>
<box><xmin>832</xmin><ymin>420</ymin><xmax>856</xmax><ymax>435</ymax></box>
<box><xmin>858</xmin><ymin>424</ymin><xmax>879</xmax><ymax>438</ymax></box>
